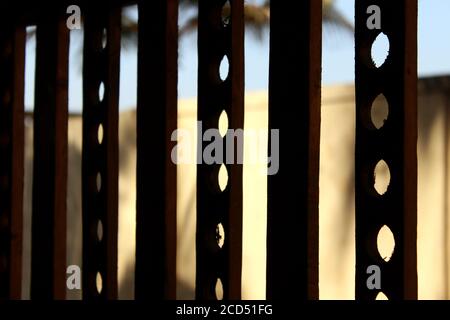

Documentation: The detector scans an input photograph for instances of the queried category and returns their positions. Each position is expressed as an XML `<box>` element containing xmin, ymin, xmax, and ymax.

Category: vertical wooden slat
<box><xmin>82</xmin><ymin>2</ymin><xmax>120</xmax><ymax>300</ymax></box>
<box><xmin>135</xmin><ymin>0</ymin><xmax>178</xmax><ymax>300</ymax></box>
<box><xmin>228</xmin><ymin>0</ymin><xmax>245</xmax><ymax>299</ymax></box>
<box><xmin>0</xmin><ymin>19</ymin><xmax>25</xmax><ymax>300</ymax></box>
<box><xmin>196</xmin><ymin>0</ymin><xmax>244</xmax><ymax>300</ymax></box>
<box><xmin>355</xmin><ymin>0</ymin><xmax>417</xmax><ymax>300</ymax></box>
<box><xmin>31</xmin><ymin>7</ymin><xmax>69</xmax><ymax>300</ymax></box>
<box><xmin>266</xmin><ymin>1</ymin><xmax>322</xmax><ymax>300</ymax></box>
<box><xmin>442</xmin><ymin>82</ymin><xmax>450</xmax><ymax>300</ymax></box>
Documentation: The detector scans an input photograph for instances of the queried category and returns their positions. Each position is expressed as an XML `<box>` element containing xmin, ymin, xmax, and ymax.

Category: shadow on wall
<box><xmin>21</xmin><ymin>115</ymin><xmax>84</xmax><ymax>300</ymax></box>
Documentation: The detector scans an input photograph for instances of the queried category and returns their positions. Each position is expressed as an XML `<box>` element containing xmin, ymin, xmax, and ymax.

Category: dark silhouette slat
<box><xmin>0</xmin><ymin>20</ymin><xmax>25</xmax><ymax>300</ymax></box>
<box><xmin>196</xmin><ymin>0</ymin><xmax>244</xmax><ymax>300</ymax></box>
<box><xmin>31</xmin><ymin>7</ymin><xmax>69</xmax><ymax>300</ymax></box>
<box><xmin>355</xmin><ymin>0</ymin><xmax>418</xmax><ymax>300</ymax></box>
<box><xmin>266</xmin><ymin>0</ymin><xmax>322</xmax><ymax>300</ymax></box>
<box><xmin>82</xmin><ymin>3</ymin><xmax>121</xmax><ymax>300</ymax></box>
<box><xmin>135</xmin><ymin>0</ymin><xmax>178</xmax><ymax>300</ymax></box>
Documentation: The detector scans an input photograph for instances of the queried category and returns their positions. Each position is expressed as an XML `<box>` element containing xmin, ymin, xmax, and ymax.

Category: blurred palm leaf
<box><xmin>26</xmin><ymin>1</ymin><xmax>353</xmax><ymax>48</ymax></box>
<box><xmin>323</xmin><ymin>0</ymin><xmax>353</xmax><ymax>33</ymax></box>
<box><xmin>180</xmin><ymin>0</ymin><xmax>353</xmax><ymax>39</ymax></box>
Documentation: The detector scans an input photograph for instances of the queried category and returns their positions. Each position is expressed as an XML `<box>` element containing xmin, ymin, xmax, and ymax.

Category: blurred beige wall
<box><xmin>318</xmin><ymin>79</ymin><xmax>450</xmax><ymax>299</ymax></box>
<box><xmin>20</xmin><ymin>76</ymin><xmax>450</xmax><ymax>300</ymax></box>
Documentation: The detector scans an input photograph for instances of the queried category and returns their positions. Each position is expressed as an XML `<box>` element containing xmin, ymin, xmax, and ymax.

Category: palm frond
<box><xmin>25</xmin><ymin>0</ymin><xmax>353</xmax><ymax>49</ymax></box>
<box><xmin>122</xmin><ymin>14</ymin><xmax>138</xmax><ymax>49</ymax></box>
<box><xmin>242</xmin><ymin>4</ymin><xmax>270</xmax><ymax>40</ymax></box>
<box><xmin>323</xmin><ymin>1</ymin><xmax>354</xmax><ymax>33</ymax></box>
<box><xmin>180</xmin><ymin>2</ymin><xmax>270</xmax><ymax>39</ymax></box>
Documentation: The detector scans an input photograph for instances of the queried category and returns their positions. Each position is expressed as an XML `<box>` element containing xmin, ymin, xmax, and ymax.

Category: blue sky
<box><xmin>180</xmin><ymin>0</ymin><xmax>450</xmax><ymax>100</ymax></box>
<box><xmin>23</xmin><ymin>0</ymin><xmax>450</xmax><ymax>112</ymax></box>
